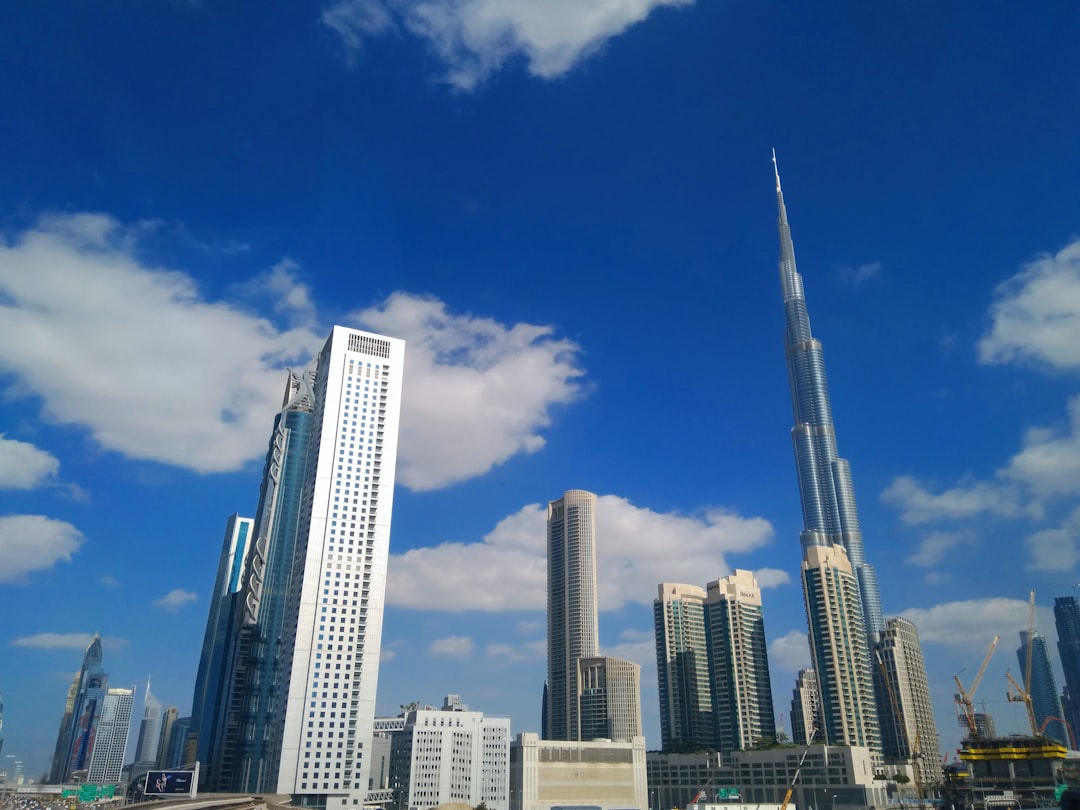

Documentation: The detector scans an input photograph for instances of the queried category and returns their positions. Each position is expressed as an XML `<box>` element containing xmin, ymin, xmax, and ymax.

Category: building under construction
<box><xmin>941</xmin><ymin>735</ymin><xmax>1068</xmax><ymax>810</ymax></box>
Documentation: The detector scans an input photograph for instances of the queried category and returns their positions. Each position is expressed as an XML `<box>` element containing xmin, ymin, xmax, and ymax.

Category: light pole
<box><xmin>831</xmin><ymin>793</ymin><xmax>837</xmax><ymax>810</ymax></box>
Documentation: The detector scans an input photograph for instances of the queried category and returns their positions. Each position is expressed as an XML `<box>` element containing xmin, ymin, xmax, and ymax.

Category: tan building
<box><xmin>510</xmin><ymin>733</ymin><xmax>647</xmax><ymax>810</ymax></box>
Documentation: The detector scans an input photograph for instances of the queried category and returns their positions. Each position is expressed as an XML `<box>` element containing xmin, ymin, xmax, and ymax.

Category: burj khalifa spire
<box><xmin>772</xmin><ymin>150</ymin><xmax>885</xmax><ymax>645</ymax></box>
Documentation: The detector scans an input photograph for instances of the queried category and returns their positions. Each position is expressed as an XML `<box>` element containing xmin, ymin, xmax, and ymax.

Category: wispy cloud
<box><xmin>907</xmin><ymin>530</ymin><xmax>976</xmax><ymax>567</ymax></box>
<box><xmin>12</xmin><ymin>633</ymin><xmax>129</xmax><ymax>652</ymax></box>
<box><xmin>354</xmin><ymin>293</ymin><xmax>586</xmax><ymax>491</ymax></box>
<box><xmin>1002</xmin><ymin>395</ymin><xmax>1080</xmax><ymax>499</ymax></box>
<box><xmin>1023</xmin><ymin>506</ymin><xmax>1080</xmax><ymax>572</ymax></box>
<box><xmin>388</xmin><ymin>494</ymin><xmax>772</xmax><ymax>612</ymax></box>
<box><xmin>835</xmin><ymin>261</ymin><xmax>882</xmax><ymax>285</ymax></box>
<box><xmin>0</xmin><ymin>515</ymin><xmax>83</xmax><ymax>583</ymax></box>
<box><xmin>900</xmin><ymin>597</ymin><xmax>1032</xmax><ymax>652</ymax></box>
<box><xmin>321</xmin><ymin>0</ymin><xmax>694</xmax><ymax>90</ymax></box>
<box><xmin>429</xmin><ymin>635</ymin><xmax>476</xmax><ymax>657</ymax></box>
<box><xmin>881</xmin><ymin>475</ymin><xmax>1023</xmax><ymax>525</ymax></box>
<box><xmin>0</xmin><ymin>435</ymin><xmax>60</xmax><ymax>489</ymax></box>
<box><xmin>153</xmin><ymin>588</ymin><xmax>198</xmax><ymax>612</ymax></box>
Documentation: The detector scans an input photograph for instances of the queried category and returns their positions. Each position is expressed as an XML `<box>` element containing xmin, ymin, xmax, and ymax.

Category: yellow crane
<box><xmin>779</xmin><ymin>727</ymin><xmax>816</xmax><ymax>810</ymax></box>
<box><xmin>955</xmin><ymin>635</ymin><xmax>999</xmax><ymax>739</ymax></box>
<box><xmin>1006</xmin><ymin>589</ymin><xmax>1039</xmax><ymax>736</ymax></box>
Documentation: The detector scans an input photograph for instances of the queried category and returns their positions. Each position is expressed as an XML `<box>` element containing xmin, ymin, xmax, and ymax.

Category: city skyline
<box><xmin>2</xmin><ymin>0</ymin><xmax>1080</xmax><ymax>780</ymax></box>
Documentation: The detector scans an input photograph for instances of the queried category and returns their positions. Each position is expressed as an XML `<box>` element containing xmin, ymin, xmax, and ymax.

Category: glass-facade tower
<box><xmin>1055</xmin><ymin>595</ymin><xmax>1080</xmax><ymax>748</ymax></box>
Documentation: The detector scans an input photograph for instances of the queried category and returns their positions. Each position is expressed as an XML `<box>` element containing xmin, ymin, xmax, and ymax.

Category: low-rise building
<box><xmin>511</xmin><ymin>733</ymin><xmax>647</xmax><ymax>810</ymax></box>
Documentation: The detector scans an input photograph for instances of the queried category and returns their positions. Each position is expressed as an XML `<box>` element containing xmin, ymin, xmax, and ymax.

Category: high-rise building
<box><xmin>134</xmin><ymin>677</ymin><xmax>164</xmax><ymax>766</ymax></box>
<box><xmin>801</xmin><ymin>543</ymin><xmax>879</xmax><ymax>749</ymax></box>
<box><xmin>157</xmin><ymin>707</ymin><xmax>181</xmax><ymax>768</ymax></box>
<box><xmin>546</xmin><ymin>489</ymin><xmax>600</xmax><ymax>741</ymax></box>
<box><xmin>874</xmin><ymin>618</ymin><xmax>941</xmax><ymax>786</ymax></box>
<box><xmin>789</xmin><ymin>668</ymin><xmax>820</xmax><ymax>746</ymax></box>
<box><xmin>87</xmin><ymin>686</ymin><xmax>135</xmax><ymax>783</ymax></box>
<box><xmin>576</xmin><ymin>656</ymin><xmax>642</xmax><ymax>742</ymax></box>
<box><xmin>50</xmin><ymin>633</ymin><xmax>108</xmax><ymax>783</ymax></box>
<box><xmin>653</xmin><ymin>583</ymin><xmax>716</xmax><ymax>751</ymax></box>
<box><xmin>1019</xmin><ymin>630</ymin><xmax>1067</xmax><ymax>745</ymax></box>
<box><xmin>1055</xmin><ymin>596</ymin><xmax>1080</xmax><ymax>748</ymax></box>
<box><xmin>705</xmin><ymin>570</ymin><xmax>776</xmax><ymax>752</ymax></box>
<box><xmin>191</xmin><ymin>513</ymin><xmax>255</xmax><ymax>787</ymax></box>
<box><xmin>773</xmin><ymin>154</ymin><xmax>948</xmax><ymax>754</ymax></box>
<box><xmin>387</xmin><ymin>696</ymin><xmax>510</xmax><ymax>810</ymax></box>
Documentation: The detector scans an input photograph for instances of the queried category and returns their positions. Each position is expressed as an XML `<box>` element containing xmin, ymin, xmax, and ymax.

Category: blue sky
<box><xmin>2</xmin><ymin>0</ymin><xmax>1080</xmax><ymax>781</ymax></box>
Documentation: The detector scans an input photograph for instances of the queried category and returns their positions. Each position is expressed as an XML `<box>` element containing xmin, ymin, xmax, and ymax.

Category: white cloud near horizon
<box><xmin>429</xmin><ymin>635</ymin><xmax>476</xmax><ymax>657</ymax></box>
<box><xmin>0</xmin><ymin>515</ymin><xmax>83</xmax><ymax>583</ymax></box>
<box><xmin>12</xmin><ymin>632</ymin><xmax>128</xmax><ymax>651</ymax></box>
<box><xmin>0</xmin><ymin>435</ymin><xmax>60</xmax><ymax>489</ymax></box>
<box><xmin>900</xmin><ymin>597</ymin><xmax>1034</xmax><ymax>653</ymax></box>
<box><xmin>353</xmin><ymin>293</ymin><xmax>585</xmax><ymax>490</ymax></box>
<box><xmin>153</xmin><ymin>588</ymin><xmax>198</xmax><ymax>612</ymax></box>
<box><xmin>387</xmin><ymin>494</ymin><xmax>774</xmax><ymax>611</ymax></box>
<box><xmin>321</xmin><ymin>0</ymin><xmax>693</xmax><ymax>90</ymax></box>
<box><xmin>979</xmin><ymin>237</ymin><xmax>1080</xmax><ymax>370</ymax></box>
<box><xmin>0</xmin><ymin>212</ymin><xmax>587</xmax><ymax>490</ymax></box>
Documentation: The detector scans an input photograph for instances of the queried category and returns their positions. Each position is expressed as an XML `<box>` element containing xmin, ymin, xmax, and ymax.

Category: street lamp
<box><xmin>831</xmin><ymin>794</ymin><xmax>837</xmax><ymax>810</ymax></box>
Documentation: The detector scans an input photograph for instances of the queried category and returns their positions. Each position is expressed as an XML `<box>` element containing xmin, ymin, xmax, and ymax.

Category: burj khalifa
<box><xmin>773</xmin><ymin>152</ymin><xmax>884</xmax><ymax>750</ymax></box>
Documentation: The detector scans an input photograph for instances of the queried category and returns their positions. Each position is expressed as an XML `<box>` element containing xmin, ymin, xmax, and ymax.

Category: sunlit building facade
<box><xmin>654</xmin><ymin>583</ymin><xmax>716</xmax><ymax>751</ymax></box>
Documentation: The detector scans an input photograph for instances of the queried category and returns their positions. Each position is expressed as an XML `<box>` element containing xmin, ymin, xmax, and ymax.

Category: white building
<box><xmin>87</xmin><ymin>686</ymin><xmax>135</xmax><ymax>783</ymax></box>
<box><xmin>511</xmin><ymin>733</ymin><xmax>646</xmax><ymax>810</ymax></box>
<box><xmin>275</xmin><ymin>327</ymin><xmax>405</xmax><ymax>807</ymax></box>
<box><xmin>134</xmin><ymin>677</ymin><xmax>163</xmax><ymax>765</ymax></box>
<box><xmin>388</xmin><ymin>697</ymin><xmax>510</xmax><ymax>810</ymax></box>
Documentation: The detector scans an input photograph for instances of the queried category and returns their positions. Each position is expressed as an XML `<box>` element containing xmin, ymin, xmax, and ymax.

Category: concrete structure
<box><xmin>874</xmin><ymin>617</ymin><xmax>941</xmax><ymax>786</ymax></box>
<box><xmin>654</xmin><ymin>583</ymin><xmax>715</xmax><ymax>751</ymax></box>
<box><xmin>510</xmin><ymin>733</ymin><xmax>646</xmax><ymax>810</ymax></box>
<box><xmin>191</xmin><ymin>327</ymin><xmax>405</xmax><ymax>807</ymax></box>
<box><xmin>1055</xmin><ymin>595</ymin><xmax>1080</xmax><ymax>748</ymax></box>
<box><xmin>87</xmin><ymin>686</ymin><xmax>135</xmax><ymax>783</ymax></box>
<box><xmin>790</xmin><ymin>669</ymin><xmax>820</xmax><ymax>746</ymax></box>
<box><xmin>706</xmin><ymin>570</ymin><xmax>776</xmax><ymax>752</ymax></box>
<box><xmin>388</xmin><ymin>696</ymin><xmax>510</xmax><ymax>810</ymax></box>
<box><xmin>945</xmin><ymin>735</ymin><xmax>1068</xmax><ymax>810</ymax></box>
<box><xmin>576</xmin><ymin>657</ymin><xmax>642</xmax><ymax>743</ymax></box>
<box><xmin>1019</xmin><ymin>630</ymin><xmax>1067</xmax><ymax>745</ymax></box>
<box><xmin>546</xmin><ymin>490</ymin><xmax>600</xmax><ymax>741</ymax></box>
<box><xmin>646</xmin><ymin>745</ymin><xmax>889</xmax><ymax>810</ymax></box>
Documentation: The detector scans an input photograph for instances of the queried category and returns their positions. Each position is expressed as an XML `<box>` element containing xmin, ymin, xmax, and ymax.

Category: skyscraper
<box><xmin>705</xmin><ymin>570</ymin><xmax>776</xmax><ymax>752</ymax></box>
<box><xmin>874</xmin><ymin>618</ymin><xmax>941</xmax><ymax>785</ymax></box>
<box><xmin>772</xmin><ymin>152</ymin><xmax>884</xmax><ymax>644</ymax></box>
<box><xmin>772</xmin><ymin>154</ymin><xmax>950</xmax><ymax>753</ymax></box>
<box><xmin>654</xmin><ymin>583</ymin><xmax>715</xmax><ymax>751</ymax></box>
<box><xmin>546</xmin><ymin>489</ymin><xmax>600</xmax><ymax>741</ymax></box>
<box><xmin>1054</xmin><ymin>595</ymin><xmax>1080</xmax><ymax>748</ymax></box>
<box><xmin>1018</xmin><ymin>630</ymin><xmax>1067</xmax><ymax>745</ymax></box>
<box><xmin>87</xmin><ymin>686</ymin><xmax>135</xmax><ymax>784</ymax></box>
<box><xmin>789</xmin><ymin>668</ymin><xmax>821</xmax><ymax>746</ymax></box>
<box><xmin>135</xmin><ymin>677</ymin><xmax>164</xmax><ymax>766</ymax></box>
<box><xmin>50</xmin><ymin>633</ymin><xmax>107</xmax><ymax>783</ymax></box>
<box><xmin>576</xmin><ymin>657</ymin><xmax>643</xmax><ymax>742</ymax></box>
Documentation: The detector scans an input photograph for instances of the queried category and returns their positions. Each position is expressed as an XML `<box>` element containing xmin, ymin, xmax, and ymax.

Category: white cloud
<box><xmin>354</xmin><ymin>293</ymin><xmax>586</xmax><ymax>490</ymax></box>
<box><xmin>0</xmin><ymin>515</ymin><xmax>83</xmax><ymax>583</ymax></box>
<box><xmin>0</xmin><ymin>434</ymin><xmax>60</xmax><ymax>489</ymax></box>
<box><xmin>881</xmin><ymin>475</ymin><xmax>1023</xmax><ymax>525</ymax></box>
<box><xmin>1002</xmin><ymin>396</ymin><xmax>1080</xmax><ymax>498</ymax></box>
<box><xmin>900</xmin><ymin>598</ymin><xmax>1032</xmax><ymax>653</ymax></box>
<box><xmin>1024</xmin><ymin>506</ymin><xmax>1080</xmax><ymax>572</ymax></box>
<box><xmin>388</xmin><ymin>494</ymin><xmax>772</xmax><ymax>611</ymax></box>
<box><xmin>13</xmin><ymin>632</ymin><xmax>95</xmax><ymax>649</ymax></box>
<box><xmin>768</xmin><ymin>629</ymin><xmax>810</xmax><ymax>674</ymax></box>
<box><xmin>483</xmin><ymin>641</ymin><xmax>543</xmax><ymax>663</ymax></box>
<box><xmin>835</xmin><ymin>261</ymin><xmax>882</xmax><ymax>285</ymax></box>
<box><xmin>322</xmin><ymin>0</ymin><xmax>694</xmax><ymax>90</ymax></box>
<box><xmin>0</xmin><ymin>213</ymin><xmax>587</xmax><ymax>489</ymax></box>
<box><xmin>0</xmin><ymin>213</ymin><xmax>324</xmax><ymax>474</ymax></box>
<box><xmin>429</xmin><ymin>635</ymin><xmax>476</xmax><ymax>657</ymax></box>
<box><xmin>907</xmin><ymin>530</ymin><xmax>976</xmax><ymax>567</ymax></box>
<box><xmin>753</xmin><ymin>567</ymin><xmax>792</xmax><ymax>588</ymax></box>
<box><xmin>153</xmin><ymin>588</ymin><xmax>198</xmax><ymax>612</ymax></box>
<box><xmin>979</xmin><ymin>237</ymin><xmax>1080</xmax><ymax>370</ymax></box>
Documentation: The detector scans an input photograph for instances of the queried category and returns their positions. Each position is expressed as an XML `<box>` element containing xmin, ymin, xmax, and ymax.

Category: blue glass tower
<box><xmin>1019</xmin><ymin>630</ymin><xmax>1068</xmax><ymax>746</ymax></box>
<box><xmin>1055</xmin><ymin>595</ymin><xmax>1080</xmax><ymax>748</ymax></box>
<box><xmin>772</xmin><ymin>152</ymin><xmax>885</xmax><ymax>643</ymax></box>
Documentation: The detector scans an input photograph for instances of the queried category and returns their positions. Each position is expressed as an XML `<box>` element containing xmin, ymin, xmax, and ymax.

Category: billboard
<box><xmin>144</xmin><ymin>770</ymin><xmax>195</xmax><ymax>797</ymax></box>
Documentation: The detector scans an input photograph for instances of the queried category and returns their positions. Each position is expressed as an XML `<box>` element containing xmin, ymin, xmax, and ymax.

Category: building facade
<box><xmin>801</xmin><ymin>543</ymin><xmax>879</xmax><ymax>750</ymax></box>
<box><xmin>546</xmin><ymin>489</ymin><xmax>600</xmax><ymax>741</ymax></box>
<box><xmin>387</xmin><ymin>696</ymin><xmax>510</xmax><ymax>810</ymax></box>
<box><xmin>790</xmin><ymin>668</ymin><xmax>820</xmax><ymax>746</ymax></box>
<box><xmin>874</xmin><ymin>617</ymin><xmax>941</xmax><ymax>786</ymax></box>
<box><xmin>1019</xmin><ymin>630</ymin><xmax>1067</xmax><ymax>745</ymax></box>
<box><xmin>654</xmin><ymin>583</ymin><xmax>716</xmax><ymax>751</ymax></box>
<box><xmin>511</xmin><ymin>733</ymin><xmax>647</xmax><ymax>810</ymax></box>
<box><xmin>1054</xmin><ymin>595</ymin><xmax>1080</xmax><ymax>748</ymax></box>
<box><xmin>134</xmin><ymin>677</ymin><xmax>164</xmax><ymax>766</ymax></box>
<box><xmin>86</xmin><ymin>686</ymin><xmax>135</xmax><ymax>784</ymax></box>
<box><xmin>705</xmin><ymin>570</ymin><xmax>776</xmax><ymax>752</ymax></box>
<box><xmin>50</xmin><ymin>633</ymin><xmax>108</xmax><ymax>783</ymax></box>
<box><xmin>576</xmin><ymin>656</ymin><xmax>642</xmax><ymax>742</ymax></box>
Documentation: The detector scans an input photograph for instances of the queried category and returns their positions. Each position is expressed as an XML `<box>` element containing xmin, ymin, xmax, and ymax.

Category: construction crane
<box><xmin>955</xmin><ymin>635</ymin><xmax>999</xmax><ymax>739</ymax></box>
<box><xmin>1006</xmin><ymin>589</ymin><xmax>1039</xmax><ymax>736</ymax></box>
<box><xmin>779</xmin><ymin>727</ymin><xmax>816</xmax><ymax>810</ymax></box>
<box><xmin>1039</xmin><ymin>715</ymin><xmax>1077</xmax><ymax>748</ymax></box>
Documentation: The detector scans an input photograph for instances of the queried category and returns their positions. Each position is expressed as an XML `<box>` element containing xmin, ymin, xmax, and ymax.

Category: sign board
<box><xmin>145</xmin><ymin>770</ymin><xmax>195</xmax><ymax>797</ymax></box>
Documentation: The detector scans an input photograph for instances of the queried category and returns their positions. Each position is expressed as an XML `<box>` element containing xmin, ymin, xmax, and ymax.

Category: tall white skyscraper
<box><xmin>274</xmin><ymin>326</ymin><xmax>405</xmax><ymax>806</ymax></box>
<box><xmin>546</xmin><ymin>490</ymin><xmax>599</xmax><ymax>741</ymax></box>
<box><xmin>87</xmin><ymin>686</ymin><xmax>135</xmax><ymax>783</ymax></box>
<box><xmin>135</xmin><ymin>676</ymin><xmax>164</xmax><ymax>765</ymax></box>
